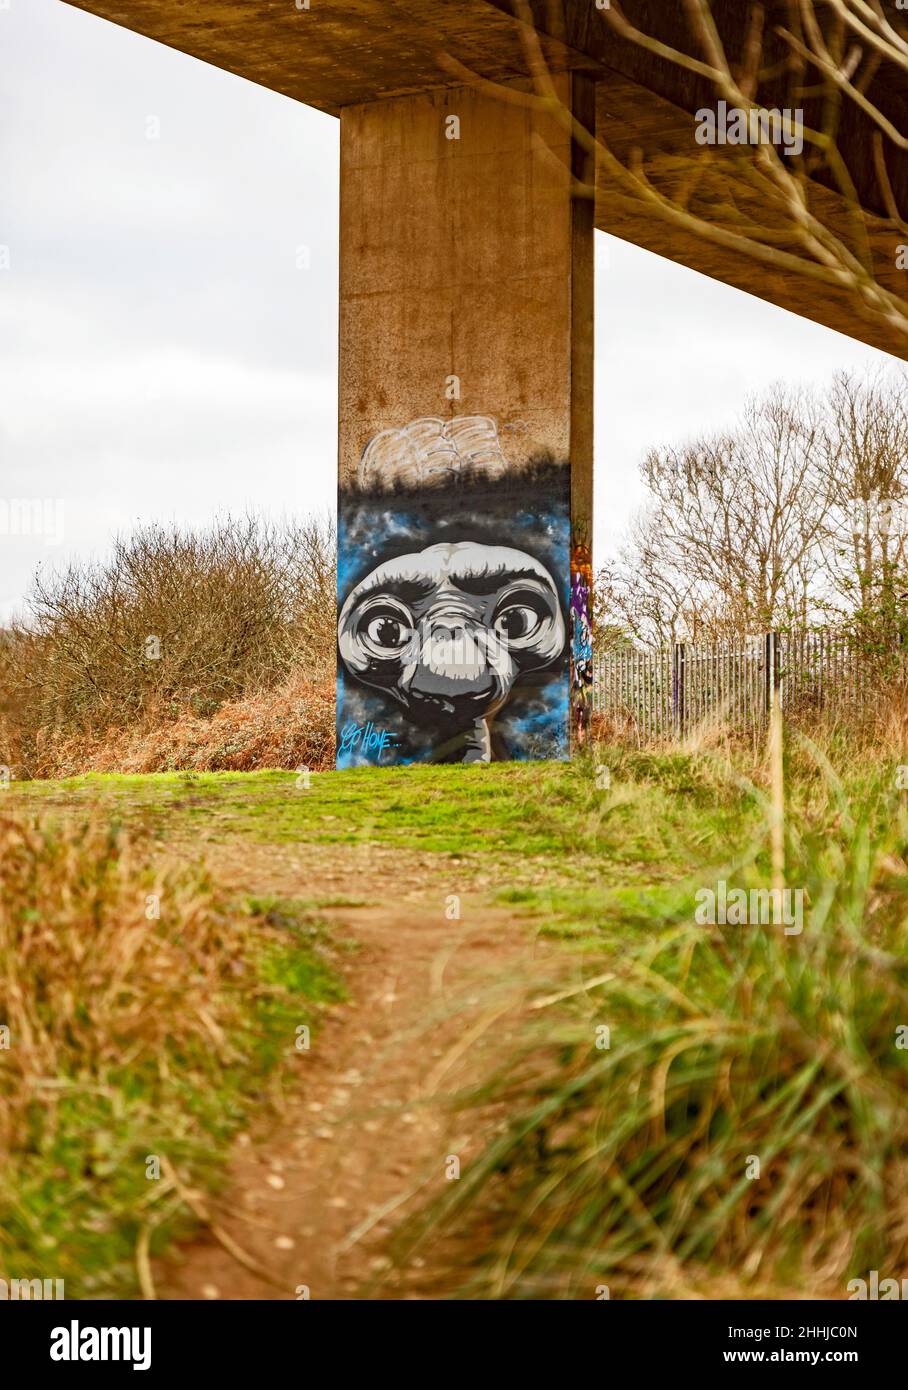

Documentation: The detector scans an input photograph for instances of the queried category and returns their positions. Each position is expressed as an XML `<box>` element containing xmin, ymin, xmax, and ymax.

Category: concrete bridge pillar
<box><xmin>336</xmin><ymin>74</ymin><xmax>595</xmax><ymax>767</ymax></box>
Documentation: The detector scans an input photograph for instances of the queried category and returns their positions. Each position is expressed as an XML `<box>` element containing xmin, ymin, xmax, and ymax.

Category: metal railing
<box><xmin>592</xmin><ymin>630</ymin><xmax>876</xmax><ymax>741</ymax></box>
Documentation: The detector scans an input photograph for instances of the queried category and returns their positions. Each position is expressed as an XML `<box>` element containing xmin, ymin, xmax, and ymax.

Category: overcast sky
<box><xmin>0</xmin><ymin>0</ymin><xmax>900</xmax><ymax>621</ymax></box>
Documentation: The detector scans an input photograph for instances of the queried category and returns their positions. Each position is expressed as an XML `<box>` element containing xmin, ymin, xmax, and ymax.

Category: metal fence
<box><xmin>591</xmin><ymin>629</ymin><xmax>877</xmax><ymax>743</ymax></box>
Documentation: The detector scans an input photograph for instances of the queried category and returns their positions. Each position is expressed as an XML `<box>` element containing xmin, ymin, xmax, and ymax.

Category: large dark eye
<box><xmin>365</xmin><ymin>614</ymin><xmax>410</xmax><ymax>648</ymax></box>
<box><xmin>494</xmin><ymin>605</ymin><xmax>541</xmax><ymax>641</ymax></box>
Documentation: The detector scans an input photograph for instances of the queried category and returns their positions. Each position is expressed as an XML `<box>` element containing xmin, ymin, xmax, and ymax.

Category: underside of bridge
<box><xmin>60</xmin><ymin>0</ymin><xmax>908</xmax><ymax>765</ymax></box>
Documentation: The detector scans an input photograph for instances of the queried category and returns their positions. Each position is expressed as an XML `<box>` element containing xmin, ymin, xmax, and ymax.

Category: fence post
<box><xmin>764</xmin><ymin>631</ymin><xmax>782</xmax><ymax>714</ymax></box>
<box><xmin>673</xmin><ymin>642</ymin><xmax>686</xmax><ymax>739</ymax></box>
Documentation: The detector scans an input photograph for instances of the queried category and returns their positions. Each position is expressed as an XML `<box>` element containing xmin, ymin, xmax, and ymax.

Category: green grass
<box><xmin>9</xmin><ymin>751</ymin><xmax>754</xmax><ymax>896</ymax></box>
<box><xmin>384</xmin><ymin>735</ymin><xmax>908</xmax><ymax>1299</ymax></box>
<box><xmin>4</xmin><ymin>753</ymin><xmax>757</xmax><ymax>1296</ymax></box>
<box><xmin>11</xmin><ymin>739</ymin><xmax>906</xmax><ymax>1299</ymax></box>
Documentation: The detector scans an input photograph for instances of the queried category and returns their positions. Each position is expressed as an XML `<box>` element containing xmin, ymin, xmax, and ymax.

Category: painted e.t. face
<box><xmin>338</xmin><ymin>542</ymin><xmax>566</xmax><ymax>759</ymax></box>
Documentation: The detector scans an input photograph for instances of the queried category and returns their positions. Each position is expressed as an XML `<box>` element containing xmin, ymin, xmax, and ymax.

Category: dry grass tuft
<box><xmin>0</xmin><ymin>806</ymin><xmax>344</xmax><ymax>1294</ymax></box>
<box><xmin>0</xmin><ymin>813</ymin><xmax>245</xmax><ymax>1111</ymax></box>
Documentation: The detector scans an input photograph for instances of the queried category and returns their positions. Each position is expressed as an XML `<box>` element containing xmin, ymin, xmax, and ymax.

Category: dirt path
<box><xmin>156</xmin><ymin>838</ymin><xmax>545</xmax><ymax>1300</ymax></box>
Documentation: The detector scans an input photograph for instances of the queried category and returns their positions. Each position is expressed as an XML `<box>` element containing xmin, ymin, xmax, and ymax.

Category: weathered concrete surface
<box><xmin>339</xmin><ymin>75</ymin><xmax>594</xmax><ymax>525</ymax></box>
<box><xmin>60</xmin><ymin>0</ymin><xmax>908</xmax><ymax>360</ymax></box>
<box><xmin>60</xmin><ymin>0</ymin><xmax>597</xmax><ymax>112</ymax></box>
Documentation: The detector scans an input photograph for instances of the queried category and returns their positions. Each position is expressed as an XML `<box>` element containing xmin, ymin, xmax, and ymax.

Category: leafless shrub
<box><xmin>0</xmin><ymin>513</ymin><xmax>337</xmax><ymax>777</ymax></box>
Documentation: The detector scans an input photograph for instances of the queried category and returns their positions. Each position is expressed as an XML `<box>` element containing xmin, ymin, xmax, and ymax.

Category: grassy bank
<box><xmin>387</xmin><ymin>738</ymin><xmax>908</xmax><ymax>1298</ymax></box>
<box><xmin>0</xmin><ymin>809</ymin><xmax>345</xmax><ymax>1298</ymax></box>
<box><xmin>6</xmin><ymin>733</ymin><xmax>907</xmax><ymax>1299</ymax></box>
<box><xmin>10</xmin><ymin>749</ymin><xmax>753</xmax><ymax>878</ymax></box>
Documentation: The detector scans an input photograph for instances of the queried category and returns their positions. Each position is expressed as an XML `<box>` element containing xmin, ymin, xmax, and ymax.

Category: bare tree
<box><xmin>813</xmin><ymin>370</ymin><xmax>908</xmax><ymax>637</ymax></box>
<box><xmin>597</xmin><ymin>512</ymin><xmax>705</xmax><ymax>648</ymax></box>
<box><xmin>0</xmin><ymin>513</ymin><xmax>338</xmax><ymax>773</ymax></box>
<box><xmin>604</xmin><ymin>386</ymin><xmax>830</xmax><ymax>643</ymax></box>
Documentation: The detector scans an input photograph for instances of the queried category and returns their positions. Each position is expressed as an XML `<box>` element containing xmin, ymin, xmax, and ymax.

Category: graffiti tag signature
<box><xmin>338</xmin><ymin>720</ymin><xmax>399</xmax><ymax>761</ymax></box>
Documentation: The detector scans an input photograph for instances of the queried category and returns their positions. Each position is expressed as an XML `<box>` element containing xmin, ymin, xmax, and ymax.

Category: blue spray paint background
<box><xmin>337</xmin><ymin>461</ymin><xmax>571</xmax><ymax>767</ymax></box>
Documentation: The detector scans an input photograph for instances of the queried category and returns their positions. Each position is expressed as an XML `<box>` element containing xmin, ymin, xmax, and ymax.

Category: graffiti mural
<box><xmin>570</xmin><ymin>540</ymin><xmax>593</xmax><ymax>746</ymax></box>
<box><xmin>337</xmin><ymin>415</ymin><xmax>571</xmax><ymax>767</ymax></box>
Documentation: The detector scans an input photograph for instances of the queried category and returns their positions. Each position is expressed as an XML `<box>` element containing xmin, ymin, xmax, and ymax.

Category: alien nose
<box><xmin>431</xmin><ymin>619</ymin><xmax>466</xmax><ymax>642</ymax></box>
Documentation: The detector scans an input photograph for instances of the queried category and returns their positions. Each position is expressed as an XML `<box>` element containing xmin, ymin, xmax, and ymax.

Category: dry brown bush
<box><xmin>33</xmin><ymin>673</ymin><xmax>336</xmax><ymax>778</ymax></box>
<box><xmin>0</xmin><ymin>515</ymin><xmax>336</xmax><ymax>778</ymax></box>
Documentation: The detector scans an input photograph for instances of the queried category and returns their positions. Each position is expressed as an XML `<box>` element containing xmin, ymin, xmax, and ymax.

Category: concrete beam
<box><xmin>595</xmin><ymin>78</ymin><xmax>908</xmax><ymax>361</ymax></box>
<box><xmin>60</xmin><ymin>0</ymin><xmax>597</xmax><ymax>112</ymax></box>
<box><xmin>60</xmin><ymin>0</ymin><xmax>908</xmax><ymax>359</ymax></box>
